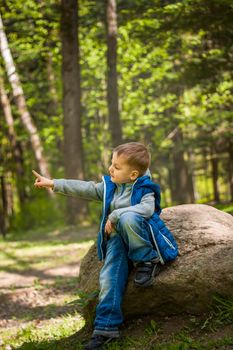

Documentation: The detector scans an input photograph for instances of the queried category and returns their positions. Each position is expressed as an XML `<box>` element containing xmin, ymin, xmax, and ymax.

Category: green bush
<box><xmin>10</xmin><ymin>194</ymin><xmax>65</xmax><ymax>232</ymax></box>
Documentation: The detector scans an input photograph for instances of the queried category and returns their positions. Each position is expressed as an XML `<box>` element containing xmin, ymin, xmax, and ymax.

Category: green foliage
<box><xmin>10</xmin><ymin>195</ymin><xmax>65</xmax><ymax>232</ymax></box>
<box><xmin>0</xmin><ymin>0</ymin><xmax>232</xmax><ymax>232</ymax></box>
<box><xmin>214</xmin><ymin>203</ymin><xmax>233</xmax><ymax>214</ymax></box>
<box><xmin>145</xmin><ymin>319</ymin><xmax>160</xmax><ymax>336</ymax></box>
<box><xmin>212</xmin><ymin>294</ymin><xmax>233</xmax><ymax>324</ymax></box>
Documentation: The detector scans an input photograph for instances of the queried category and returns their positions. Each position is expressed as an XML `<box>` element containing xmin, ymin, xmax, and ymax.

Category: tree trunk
<box><xmin>0</xmin><ymin>15</ymin><xmax>52</xmax><ymax>183</ymax></box>
<box><xmin>203</xmin><ymin>149</ymin><xmax>211</xmax><ymax>201</ymax></box>
<box><xmin>228</xmin><ymin>141</ymin><xmax>233</xmax><ymax>202</ymax></box>
<box><xmin>171</xmin><ymin>128</ymin><xmax>193</xmax><ymax>204</ymax></box>
<box><xmin>0</xmin><ymin>174</ymin><xmax>13</xmax><ymax>237</ymax></box>
<box><xmin>210</xmin><ymin>148</ymin><xmax>220</xmax><ymax>203</ymax></box>
<box><xmin>0</xmin><ymin>75</ymin><xmax>26</xmax><ymax>203</ymax></box>
<box><xmin>187</xmin><ymin>150</ymin><xmax>196</xmax><ymax>203</ymax></box>
<box><xmin>0</xmin><ymin>175</ymin><xmax>7</xmax><ymax>238</ymax></box>
<box><xmin>106</xmin><ymin>0</ymin><xmax>122</xmax><ymax>147</ymax></box>
<box><xmin>47</xmin><ymin>51</ymin><xmax>59</xmax><ymax>116</ymax></box>
<box><xmin>168</xmin><ymin>156</ymin><xmax>176</xmax><ymax>204</ymax></box>
<box><xmin>61</xmin><ymin>0</ymin><xmax>86</xmax><ymax>224</ymax></box>
<box><xmin>46</xmin><ymin>50</ymin><xmax>63</xmax><ymax>158</ymax></box>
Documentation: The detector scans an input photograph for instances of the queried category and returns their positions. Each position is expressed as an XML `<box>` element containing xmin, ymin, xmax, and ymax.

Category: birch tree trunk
<box><xmin>106</xmin><ymin>0</ymin><xmax>122</xmax><ymax>147</ymax></box>
<box><xmin>0</xmin><ymin>14</ymin><xmax>51</xmax><ymax>181</ymax></box>
<box><xmin>61</xmin><ymin>0</ymin><xmax>86</xmax><ymax>224</ymax></box>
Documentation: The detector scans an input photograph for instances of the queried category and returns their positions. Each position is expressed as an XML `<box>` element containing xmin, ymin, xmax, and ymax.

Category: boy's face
<box><xmin>109</xmin><ymin>153</ymin><xmax>139</xmax><ymax>184</ymax></box>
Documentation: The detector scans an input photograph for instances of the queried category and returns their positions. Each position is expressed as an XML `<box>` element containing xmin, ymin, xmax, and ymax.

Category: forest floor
<box><xmin>0</xmin><ymin>225</ymin><xmax>233</xmax><ymax>350</ymax></box>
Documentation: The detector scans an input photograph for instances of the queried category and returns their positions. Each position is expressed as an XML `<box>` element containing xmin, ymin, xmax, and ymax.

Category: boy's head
<box><xmin>109</xmin><ymin>142</ymin><xmax>151</xmax><ymax>184</ymax></box>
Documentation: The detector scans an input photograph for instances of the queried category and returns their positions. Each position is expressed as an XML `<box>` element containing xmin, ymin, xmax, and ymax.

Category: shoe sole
<box><xmin>100</xmin><ymin>337</ymin><xmax>122</xmax><ymax>350</ymax></box>
<box><xmin>84</xmin><ymin>337</ymin><xmax>121</xmax><ymax>350</ymax></box>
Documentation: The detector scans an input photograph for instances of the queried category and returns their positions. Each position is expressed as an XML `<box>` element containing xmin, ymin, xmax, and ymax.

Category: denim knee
<box><xmin>117</xmin><ymin>212</ymin><xmax>141</xmax><ymax>231</ymax></box>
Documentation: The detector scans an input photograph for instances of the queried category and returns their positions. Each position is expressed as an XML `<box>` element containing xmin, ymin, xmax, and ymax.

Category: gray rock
<box><xmin>79</xmin><ymin>204</ymin><xmax>233</xmax><ymax>319</ymax></box>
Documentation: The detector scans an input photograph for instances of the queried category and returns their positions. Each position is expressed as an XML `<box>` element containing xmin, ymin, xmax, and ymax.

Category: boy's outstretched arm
<box><xmin>32</xmin><ymin>170</ymin><xmax>54</xmax><ymax>189</ymax></box>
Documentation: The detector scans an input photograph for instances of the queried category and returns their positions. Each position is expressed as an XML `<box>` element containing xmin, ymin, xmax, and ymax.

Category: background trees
<box><xmin>61</xmin><ymin>0</ymin><xmax>85</xmax><ymax>224</ymax></box>
<box><xmin>0</xmin><ymin>0</ymin><xmax>232</xmax><ymax>234</ymax></box>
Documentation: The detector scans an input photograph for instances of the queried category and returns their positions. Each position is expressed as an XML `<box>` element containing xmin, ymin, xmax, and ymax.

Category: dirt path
<box><xmin>0</xmin><ymin>264</ymin><xmax>80</xmax><ymax>326</ymax></box>
<box><xmin>0</xmin><ymin>227</ymin><xmax>95</xmax><ymax>333</ymax></box>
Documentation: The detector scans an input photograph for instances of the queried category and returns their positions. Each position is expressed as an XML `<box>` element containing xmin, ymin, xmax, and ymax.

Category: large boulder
<box><xmin>79</xmin><ymin>204</ymin><xmax>233</xmax><ymax>319</ymax></box>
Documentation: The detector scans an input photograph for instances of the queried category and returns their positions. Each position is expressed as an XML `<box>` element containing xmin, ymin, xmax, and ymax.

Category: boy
<box><xmin>33</xmin><ymin>142</ymin><xmax>178</xmax><ymax>350</ymax></box>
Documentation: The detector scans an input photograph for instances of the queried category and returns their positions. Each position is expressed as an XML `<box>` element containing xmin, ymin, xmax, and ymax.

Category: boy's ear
<box><xmin>130</xmin><ymin>170</ymin><xmax>139</xmax><ymax>180</ymax></box>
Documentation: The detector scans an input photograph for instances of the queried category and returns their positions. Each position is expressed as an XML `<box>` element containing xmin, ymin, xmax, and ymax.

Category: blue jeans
<box><xmin>94</xmin><ymin>212</ymin><xmax>158</xmax><ymax>337</ymax></box>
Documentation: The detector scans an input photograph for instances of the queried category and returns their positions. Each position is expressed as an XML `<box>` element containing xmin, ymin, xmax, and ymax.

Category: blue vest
<box><xmin>97</xmin><ymin>175</ymin><xmax>178</xmax><ymax>263</ymax></box>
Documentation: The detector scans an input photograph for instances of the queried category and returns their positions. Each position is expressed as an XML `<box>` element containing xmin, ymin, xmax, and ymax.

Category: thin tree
<box><xmin>210</xmin><ymin>147</ymin><xmax>220</xmax><ymax>203</ymax></box>
<box><xmin>228</xmin><ymin>141</ymin><xmax>233</xmax><ymax>202</ymax></box>
<box><xmin>170</xmin><ymin>128</ymin><xmax>194</xmax><ymax>204</ymax></box>
<box><xmin>0</xmin><ymin>14</ymin><xmax>51</xmax><ymax>182</ymax></box>
<box><xmin>106</xmin><ymin>0</ymin><xmax>122</xmax><ymax>147</ymax></box>
<box><xmin>61</xmin><ymin>0</ymin><xmax>85</xmax><ymax>224</ymax></box>
<box><xmin>0</xmin><ymin>74</ymin><xmax>26</xmax><ymax>203</ymax></box>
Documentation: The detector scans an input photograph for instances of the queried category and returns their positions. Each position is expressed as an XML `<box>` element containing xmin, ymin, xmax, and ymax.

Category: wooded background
<box><xmin>0</xmin><ymin>0</ymin><xmax>232</xmax><ymax>235</ymax></box>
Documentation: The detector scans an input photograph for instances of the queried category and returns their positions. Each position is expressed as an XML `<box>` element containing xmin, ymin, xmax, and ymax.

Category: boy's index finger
<box><xmin>32</xmin><ymin>170</ymin><xmax>41</xmax><ymax>178</ymax></box>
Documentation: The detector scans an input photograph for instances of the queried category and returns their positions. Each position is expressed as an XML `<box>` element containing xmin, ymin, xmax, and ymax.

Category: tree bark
<box><xmin>0</xmin><ymin>15</ymin><xmax>51</xmax><ymax>183</ymax></box>
<box><xmin>46</xmin><ymin>50</ymin><xmax>63</xmax><ymax>158</ymax></box>
<box><xmin>0</xmin><ymin>174</ymin><xmax>13</xmax><ymax>237</ymax></box>
<box><xmin>187</xmin><ymin>150</ymin><xmax>196</xmax><ymax>203</ymax></box>
<box><xmin>210</xmin><ymin>148</ymin><xmax>220</xmax><ymax>203</ymax></box>
<box><xmin>47</xmin><ymin>51</ymin><xmax>59</xmax><ymax>116</ymax></box>
<box><xmin>228</xmin><ymin>141</ymin><xmax>233</xmax><ymax>202</ymax></box>
<box><xmin>0</xmin><ymin>175</ymin><xmax>7</xmax><ymax>238</ymax></box>
<box><xmin>61</xmin><ymin>0</ymin><xmax>86</xmax><ymax>224</ymax></box>
<box><xmin>171</xmin><ymin>128</ymin><xmax>193</xmax><ymax>204</ymax></box>
<box><xmin>0</xmin><ymin>75</ymin><xmax>26</xmax><ymax>203</ymax></box>
<box><xmin>106</xmin><ymin>0</ymin><xmax>122</xmax><ymax>147</ymax></box>
<box><xmin>168</xmin><ymin>156</ymin><xmax>176</xmax><ymax>204</ymax></box>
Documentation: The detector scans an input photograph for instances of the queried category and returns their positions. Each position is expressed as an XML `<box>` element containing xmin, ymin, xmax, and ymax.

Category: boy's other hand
<box><xmin>32</xmin><ymin>170</ymin><xmax>54</xmax><ymax>189</ymax></box>
<box><xmin>105</xmin><ymin>219</ymin><xmax>115</xmax><ymax>235</ymax></box>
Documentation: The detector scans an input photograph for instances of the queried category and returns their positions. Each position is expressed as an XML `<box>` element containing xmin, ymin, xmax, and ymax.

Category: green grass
<box><xmin>0</xmin><ymin>226</ymin><xmax>233</xmax><ymax>350</ymax></box>
<box><xmin>213</xmin><ymin>203</ymin><xmax>233</xmax><ymax>215</ymax></box>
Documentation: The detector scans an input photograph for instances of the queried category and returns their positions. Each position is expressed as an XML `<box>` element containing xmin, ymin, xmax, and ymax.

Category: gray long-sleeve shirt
<box><xmin>53</xmin><ymin>175</ymin><xmax>155</xmax><ymax>224</ymax></box>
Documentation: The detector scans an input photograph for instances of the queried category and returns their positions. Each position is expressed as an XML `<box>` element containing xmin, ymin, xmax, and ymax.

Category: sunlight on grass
<box><xmin>0</xmin><ymin>241</ymin><xmax>94</xmax><ymax>272</ymax></box>
<box><xmin>0</xmin><ymin>312</ymin><xmax>85</xmax><ymax>349</ymax></box>
<box><xmin>214</xmin><ymin>203</ymin><xmax>233</xmax><ymax>214</ymax></box>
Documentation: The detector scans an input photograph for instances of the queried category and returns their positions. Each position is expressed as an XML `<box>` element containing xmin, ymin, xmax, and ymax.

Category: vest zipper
<box><xmin>99</xmin><ymin>176</ymin><xmax>107</xmax><ymax>259</ymax></box>
<box><xmin>148</xmin><ymin>223</ymin><xmax>165</xmax><ymax>265</ymax></box>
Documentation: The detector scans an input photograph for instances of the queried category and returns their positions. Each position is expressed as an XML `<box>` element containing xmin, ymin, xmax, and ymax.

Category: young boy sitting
<box><xmin>33</xmin><ymin>142</ymin><xmax>178</xmax><ymax>350</ymax></box>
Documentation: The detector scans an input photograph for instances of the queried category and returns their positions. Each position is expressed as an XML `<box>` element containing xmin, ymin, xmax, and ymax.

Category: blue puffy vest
<box><xmin>97</xmin><ymin>175</ymin><xmax>178</xmax><ymax>263</ymax></box>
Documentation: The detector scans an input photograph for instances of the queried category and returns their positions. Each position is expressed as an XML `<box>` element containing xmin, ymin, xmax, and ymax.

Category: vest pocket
<box><xmin>160</xmin><ymin>232</ymin><xmax>176</xmax><ymax>250</ymax></box>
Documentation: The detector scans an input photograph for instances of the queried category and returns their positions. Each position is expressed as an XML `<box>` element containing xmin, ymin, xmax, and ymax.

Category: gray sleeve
<box><xmin>108</xmin><ymin>192</ymin><xmax>155</xmax><ymax>224</ymax></box>
<box><xmin>53</xmin><ymin>179</ymin><xmax>104</xmax><ymax>201</ymax></box>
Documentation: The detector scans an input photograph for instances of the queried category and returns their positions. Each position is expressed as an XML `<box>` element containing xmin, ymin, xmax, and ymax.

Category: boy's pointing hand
<box><xmin>32</xmin><ymin>170</ymin><xmax>54</xmax><ymax>189</ymax></box>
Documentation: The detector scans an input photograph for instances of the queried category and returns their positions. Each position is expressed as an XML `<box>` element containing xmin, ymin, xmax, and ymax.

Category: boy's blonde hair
<box><xmin>113</xmin><ymin>142</ymin><xmax>151</xmax><ymax>175</ymax></box>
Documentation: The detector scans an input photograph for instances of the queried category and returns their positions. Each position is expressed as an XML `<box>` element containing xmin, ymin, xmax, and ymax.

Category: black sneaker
<box><xmin>134</xmin><ymin>258</ymin><xmax>161</xmax><ymax>287</ymax></box>
<box><xmin>84</xmin><ymin>335</ymin><xmax>117</xmax><ymax>350</ymax></box>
